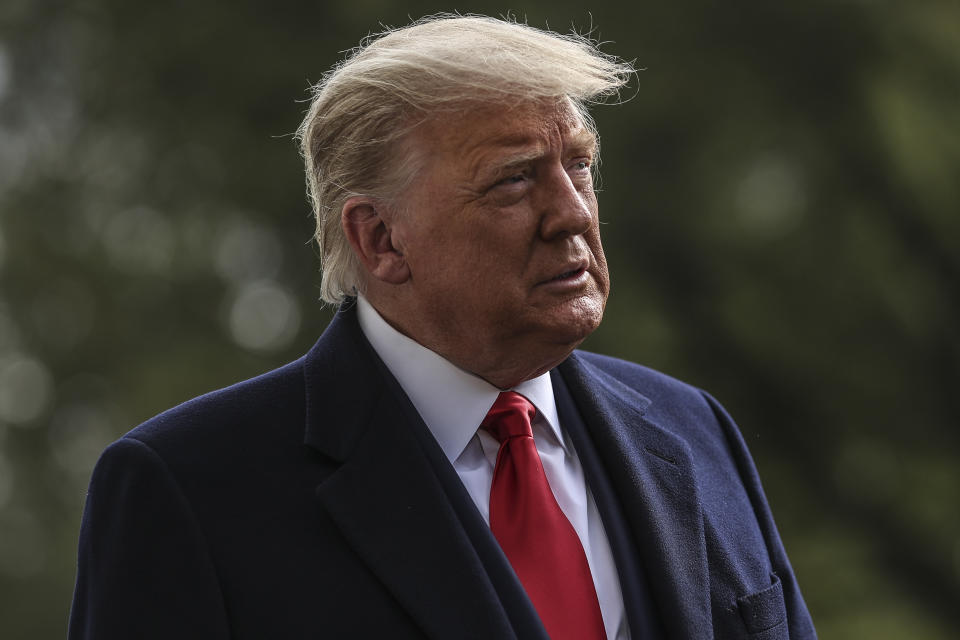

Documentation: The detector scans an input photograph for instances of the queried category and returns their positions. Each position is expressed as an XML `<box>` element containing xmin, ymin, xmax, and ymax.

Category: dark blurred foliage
<box><xmin>0</xmin><ymin>0</ymin><xmax>957</xmax><ymax>637</ymax></box>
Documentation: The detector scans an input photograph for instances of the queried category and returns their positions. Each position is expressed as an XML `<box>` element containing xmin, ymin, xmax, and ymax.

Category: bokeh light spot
<box><xmin>214</xmin><ymin>218</ymin><xmax>283</xmax><ymax>284</ymax></box>
<box><xmin>0</xmin><ymin>353</ymin><xmax>53</xmax><ymax>425</ymax></box>
<box><xmin>226</xmin><ymin>280</ymin><xmax>301</xmax><ymax>353</ymax></box>
<box><xmin>735</xmin><ymin>153</ymin><xmax>807</xmax><ymax>237</ymax></box>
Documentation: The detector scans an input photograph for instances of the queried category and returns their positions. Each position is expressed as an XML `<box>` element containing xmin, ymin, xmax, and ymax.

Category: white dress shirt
<box><xmin>356</xmin><ymin>296</ymin><xmax>630</xmax><ymax>640</ymax></box>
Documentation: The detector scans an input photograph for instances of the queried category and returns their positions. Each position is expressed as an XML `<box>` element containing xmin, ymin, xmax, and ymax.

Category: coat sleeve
<box><xmin>702</xmin><ymin>391</ymin><xmax>818</xmax><ymax>640</ymax></box>
<box><xmin>68</xmin><ymin>437</ymin><xmax>230</xmax><ymax>639</ymax></box>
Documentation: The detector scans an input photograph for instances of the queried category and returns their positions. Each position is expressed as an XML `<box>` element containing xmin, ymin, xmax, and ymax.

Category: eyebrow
<box><xmin>568</xmin><ymin>129</ymin><xmax>598</xmax><ymax>155</ymax></box>
<box><xmin>468</xmin><ymin>130</ymin><xmax>597</xmax><ymax>182</ymax></box>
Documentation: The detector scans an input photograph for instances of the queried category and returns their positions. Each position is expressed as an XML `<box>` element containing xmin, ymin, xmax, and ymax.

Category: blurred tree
<box><xmin>0</xmin><ymin>1</ymin><xmax>957</xmax><ymax>638</ymax></box>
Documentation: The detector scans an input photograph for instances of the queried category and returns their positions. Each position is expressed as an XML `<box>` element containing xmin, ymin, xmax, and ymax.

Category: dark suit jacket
<box><xmin>69</xmin><ymin>305</ymin><xmax>816</xmax><ymax>639</ymax></box>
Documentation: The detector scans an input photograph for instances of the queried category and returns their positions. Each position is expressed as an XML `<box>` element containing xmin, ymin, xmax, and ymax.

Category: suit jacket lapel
<box><xmin>303</xmin><ymin>308</ymin><xmax>516</xmax><ymax>640</ymax></box>
<box><xmin>558</xmin><ymin>353</ymin><xmax>713</xmax><ymax>640</ymax></box>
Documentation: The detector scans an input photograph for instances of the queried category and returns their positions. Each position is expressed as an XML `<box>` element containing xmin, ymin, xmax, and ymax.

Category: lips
<box><xmin>551</xmin><ymin>267</ymin><xmax>585</xmax><ymax>281</ymax></box>
<box><xmin>539</xmin><ymin>259</ymin><xmax>590</xmax><ymax>285</ymax></box>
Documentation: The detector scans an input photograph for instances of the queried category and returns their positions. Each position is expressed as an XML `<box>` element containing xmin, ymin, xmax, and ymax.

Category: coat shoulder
<box><xmin>121</xmin><ymin>356</ymin><xmax>308</xmax><ymax>464</ymax></box>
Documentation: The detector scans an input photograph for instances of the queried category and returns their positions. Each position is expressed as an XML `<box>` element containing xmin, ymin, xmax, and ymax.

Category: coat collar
<box><xmin>558</xmin><ymin>353</ymin><xmax>713</xmax><ymax>640</ymax></box>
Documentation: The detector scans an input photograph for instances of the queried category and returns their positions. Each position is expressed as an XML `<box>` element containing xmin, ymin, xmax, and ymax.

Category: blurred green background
<box><xmin>1</xmin><ymin>0</ymin><xmax>958</xmax><ymax>637</ymax></box>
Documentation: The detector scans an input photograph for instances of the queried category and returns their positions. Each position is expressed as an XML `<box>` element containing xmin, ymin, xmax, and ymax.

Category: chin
<box><xmin>547</xmin><ymin>298</ymin><xmax>605</xmax><ymax>348</ymax></box>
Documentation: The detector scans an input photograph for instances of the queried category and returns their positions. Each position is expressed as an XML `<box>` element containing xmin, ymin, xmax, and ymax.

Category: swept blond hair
<box><xmin>297</xmin><ymin>14</ymin><xmax>633</xmax><ymax>304</ymax></box>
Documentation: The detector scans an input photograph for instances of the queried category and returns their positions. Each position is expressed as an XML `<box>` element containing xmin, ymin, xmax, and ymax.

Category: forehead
<box><xmin>415</xmin><ymin>99</ymin><xmax>595</xmax><ymax>167</ymax></box>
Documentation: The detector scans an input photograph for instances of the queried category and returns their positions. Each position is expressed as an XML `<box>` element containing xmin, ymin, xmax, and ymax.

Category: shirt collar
<box><xmin>356</xmin><ymin>295</ymin><xmax>564</xmax><ymax>464</ymax></box>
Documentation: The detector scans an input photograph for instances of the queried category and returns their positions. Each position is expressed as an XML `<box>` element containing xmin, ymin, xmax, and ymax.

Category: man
<box><xmin>70</xmin><ymin>15</ymin><xmax>816</xmax><ymax>640</ymax></box>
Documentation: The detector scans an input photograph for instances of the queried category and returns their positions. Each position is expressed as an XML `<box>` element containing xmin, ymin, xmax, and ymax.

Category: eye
<box><xmin>570</xmin><ymin>159</ymin><xmax>591</xmax><ymax>172</ymax></box>
<box><xmin>485</xmin><ymin>171</ymin><xmax>530</xmax><ymax>205</ymax></box>
<box><xmin>568</xmin><ymin>158</ymin><xmax>593</xmax><ymax>188</ymax></box>
<box><xmin>497</xmin><ymin>174</ymin><xmax>527</xmax><ymax>186</ymax></box>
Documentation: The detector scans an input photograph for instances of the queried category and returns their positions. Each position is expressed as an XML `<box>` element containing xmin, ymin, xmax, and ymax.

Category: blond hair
<box><xmin>297</xmin><ymin>14</ymin><xmax>633</xmax><ymax>304</ymax></box>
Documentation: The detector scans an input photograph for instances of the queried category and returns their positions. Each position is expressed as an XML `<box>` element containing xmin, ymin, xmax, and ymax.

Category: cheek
<box><xmin>588</xmin><ymin>242</ymin><xmax>611</xmax><ymax>300</ymax></box>
<box><xmin>430</xmin><ymin>242</ymin><xmax>508</xmax><ymax>300</ymax></box>
<box><xmin>462</xmin><ymin>226</ymin><xmax>530</xmax><ymax>269</ymax></box>
<box><xmin>594</xmin><ymin>239</ymin><xmax>609</xmax><ymax>274</ymax></box>
<box><xmin>587</xmin><ymin>225</ymin><xmax>608</xmax><ymax>266</ymax></box>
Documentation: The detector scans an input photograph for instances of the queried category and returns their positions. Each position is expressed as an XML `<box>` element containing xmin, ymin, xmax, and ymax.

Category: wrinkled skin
<box><xmin>345</xmin><ymin>98</ymin><xmax>610</xmax><ymax>389</ymax></box>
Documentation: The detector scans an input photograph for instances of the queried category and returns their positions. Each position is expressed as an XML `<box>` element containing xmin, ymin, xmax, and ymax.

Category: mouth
<box><xmin>550</xmin><ymin>267</ymin><xmax>586</xmax><ymax>281</ymax></box>
<box><xmin>539</xmin><ymin>260</ymin><xmax>590</xmax><ymax>286</ymax></box>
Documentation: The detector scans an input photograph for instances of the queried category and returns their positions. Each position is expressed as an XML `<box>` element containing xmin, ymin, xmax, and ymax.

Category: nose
<box><xmin>536</xmin><ymin>164</ymin><xmax>594</xmax><ymax>241</ymax></box>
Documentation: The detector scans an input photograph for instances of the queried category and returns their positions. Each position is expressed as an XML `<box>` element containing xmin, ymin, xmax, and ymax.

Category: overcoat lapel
<box><xmin>558</xmin><ymin>353</ymin><xmax>713</xmax><ymax>640</ymax></box>
<box><xmin>303</xmin><ymin>309</ymin><xmax>515</xmax><ymax>640</ymax></box>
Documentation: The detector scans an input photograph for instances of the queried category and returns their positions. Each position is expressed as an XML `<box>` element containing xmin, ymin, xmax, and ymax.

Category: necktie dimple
<box><xmin>482</xmin><ymin>391</ymin><xmax>606</xmax><ymax>640</ymax></box>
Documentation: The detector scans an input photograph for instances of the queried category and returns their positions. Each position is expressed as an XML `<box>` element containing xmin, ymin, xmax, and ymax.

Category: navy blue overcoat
<box><xmin>69</xmin><ymin>304</ymin><xmax>816</xmax><ymax>639</ymax></box>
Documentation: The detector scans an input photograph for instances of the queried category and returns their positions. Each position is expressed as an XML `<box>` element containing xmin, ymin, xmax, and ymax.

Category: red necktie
<box><xmin>482</xmin><ymin>392</ymin><xmax>606</xmax><ymax>640</ymax></box>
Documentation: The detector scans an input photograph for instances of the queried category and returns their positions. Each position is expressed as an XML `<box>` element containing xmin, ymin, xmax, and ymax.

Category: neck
<box><xmin>360</xmin><ymin>292</ymin><xmax>578</xmax><ymax>389</ymax></box>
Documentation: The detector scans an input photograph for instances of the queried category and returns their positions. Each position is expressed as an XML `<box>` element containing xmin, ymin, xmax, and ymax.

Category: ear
<box><xmin>341</xmin><ymin>196</ymin><xmax>411</xmax><ymax>285</ymax></box>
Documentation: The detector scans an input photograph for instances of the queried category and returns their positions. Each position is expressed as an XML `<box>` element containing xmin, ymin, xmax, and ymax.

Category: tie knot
<box><xmin>481</xmin><ymin>392</ymin><xmax>536</xmax><ymax>443</ymax></box>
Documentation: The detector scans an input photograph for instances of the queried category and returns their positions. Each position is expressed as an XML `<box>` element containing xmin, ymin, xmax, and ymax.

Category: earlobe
<box><xmin>341</xmin><ymin>197</ymin><xmax>411</xmax><ymax>285</ymax></box>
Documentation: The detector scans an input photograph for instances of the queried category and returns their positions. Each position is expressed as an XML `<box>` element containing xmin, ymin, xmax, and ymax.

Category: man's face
<box><xmin>384</xmin><ymin>99</ymin><xmax>610</xmax><ymax>387</ymax></box>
